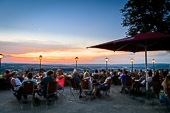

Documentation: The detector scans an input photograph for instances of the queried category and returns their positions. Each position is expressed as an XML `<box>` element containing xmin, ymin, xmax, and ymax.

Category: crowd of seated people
<box><xmin>0</xmin><ymin>67</ymin><xmax>170</xmax><ymax>103</ymax></box>
<box><xmin>116</xmin><ymin>68</ymin><xmax>170</xmax><ymax>99</ymax></box>
<box><xmin>91</xmin><ymin>68</ymin><xmax>170</xmax><ymax>99</ymax></box>
<box><xmin>67</xmin><ymin>69</ymin><xmax>112</xmax><ymax>99</ymax></box>
<box><xmin>6</xmin><ymin>68</ymin><xmax>65</xmax><ymax>102</ymax></box>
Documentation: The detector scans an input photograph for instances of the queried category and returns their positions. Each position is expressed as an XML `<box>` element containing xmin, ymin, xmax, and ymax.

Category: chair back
<box><xmin>47</xmin><ymin>81</ymin><xmax>57</xmax><ymax>94</ymax></box>
<box><xmin>167</xmin><ymin>86</ymin><xmax>170</xmax><ymax>100</ymax></box>
<box><xmin>81</xmin><ymin>79</ymin><xmax>90</xmax><ymax>90</ymax></box>
<box><xmin>9</xmin><ymin>78</ymin><xmax>15</xmax><ymax>91</ymax></box>
<box><xmin>22</xmin><ymin>81</ymin><xmax>34</xmax><ymax>95</ymax></box>
<box><xmin>167</xmin><ymin>76</ymin><xmax>170</xmax><ymax>86</ymax></box>
<box><xmin>106</xmin><ymin>79</ymin><xmax>111</xmax><ymax>90</ymax></box>
<box><xmin>124</xmin><ymin>77</ymin><xmax>132</xmax><ymax>87</ymax></box>
<box><xmin>69</xmin><ymin>78</ymin><xmax>78</xmax><ymax>89</ymax></box>
<box><xmin>93</xmin><ymin>74</ymin><xmax>99</xmax><ymax>80</ymax></box>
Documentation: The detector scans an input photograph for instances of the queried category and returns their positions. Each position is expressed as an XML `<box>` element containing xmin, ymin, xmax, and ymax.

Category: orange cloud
<box><xmin>2</xmin><ymin>48</ymin><xmax>127</xmax><ymax>64</ymax></box>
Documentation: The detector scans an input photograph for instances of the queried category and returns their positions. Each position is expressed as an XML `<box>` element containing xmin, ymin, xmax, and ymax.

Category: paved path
<box><xmin>0</xmin><ymin>85</ymin><xmax>168</xmax><ymax>113</ymax></box>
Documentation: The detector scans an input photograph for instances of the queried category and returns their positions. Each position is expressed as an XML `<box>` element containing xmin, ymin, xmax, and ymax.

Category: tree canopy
<box><xmin>121</xmin><ymin>0</ymin><xmax>170</xmax><ymax>36</ymax></box>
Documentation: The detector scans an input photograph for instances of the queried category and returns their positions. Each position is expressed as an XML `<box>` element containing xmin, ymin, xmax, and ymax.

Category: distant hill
<box><xmin>1</xmin><ymin>63</ymin><xmax>169</xmax><ymax>76</ymax></box>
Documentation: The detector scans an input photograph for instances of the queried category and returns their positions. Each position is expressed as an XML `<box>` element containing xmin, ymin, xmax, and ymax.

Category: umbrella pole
<box><xmin>145</xmin><ymin>46</ymin><xmax>148</xmax><ymax>99</ymax></box>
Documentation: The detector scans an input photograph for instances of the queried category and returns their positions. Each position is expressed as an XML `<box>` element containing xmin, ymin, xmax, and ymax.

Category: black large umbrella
<box><xmin>88</xmin><ymin>32</ymin><xmax>170</xmax><ymax>98</ymax></box>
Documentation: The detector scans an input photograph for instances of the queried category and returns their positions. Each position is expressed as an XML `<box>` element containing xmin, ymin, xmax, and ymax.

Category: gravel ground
<box><xmin>0</xmin><ymin>85</ymin><xmax>169</xmax><ymax>113</ymax></box>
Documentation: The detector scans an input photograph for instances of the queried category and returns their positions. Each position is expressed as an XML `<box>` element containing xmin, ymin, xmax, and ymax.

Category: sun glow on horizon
<box><xmin>2</xmin><ymin>48</ymin><xmax>127</xmax><ymax>64</ymax></box>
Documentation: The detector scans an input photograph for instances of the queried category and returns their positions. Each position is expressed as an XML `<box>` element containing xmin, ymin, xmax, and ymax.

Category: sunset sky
<box><xmin>0</xmin><ymin>0</ymin><xmax>170</xmax><ymax>64</ymax></box>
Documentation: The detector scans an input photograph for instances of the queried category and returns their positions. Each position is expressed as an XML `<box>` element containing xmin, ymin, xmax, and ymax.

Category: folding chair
<box><xmin>46</xmin><ymin>81</ymin><xmax>58</xmax><ymax>109</ymax></box>
<box><xmin>100</xmin><ymin>79</ymin><xmax>112</xmax><ymax>95</ymax></box>
<box><xmin>167</xmin><ymin>86</ymin><xmax>170</xmax><ymax>100</ymax></box>
<box><xmin>81</xmin><ymin>79</ymin><xmax>93</xmax><ymax>102</ymax></box>
<box><xmin>124</xmin><ymin>77</ymin><xmax>132</xmax><ymax>93</ymax></box>
<box><xmin>68</xmin><ymin>78</ymin><xmax>80</xmax><ymax>101</ymax></box>
<box><xmin>10</xmin><ymin>83</ymin><xmax>19</xmax><ymax>102</ymax></box>
<box><xmin>57</xmin><ymin>87</ymin><xmax>65</xmax><ymax>98</ymax></box>
<box><xmin>21</xmin><ymin>81</ymin><xmax>35</xmax><ymax>109</ymax></box>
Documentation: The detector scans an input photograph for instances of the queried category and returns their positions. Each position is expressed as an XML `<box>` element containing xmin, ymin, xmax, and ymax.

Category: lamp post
<box><xmin>105</xmin><ymin>58</ymin><xmax>109</xmax><ymax>70</ymax></box>
<box><xmin>0</xmin><ymin>54</ymin><xmax>3</xmax><ymax>75</ymax></box>
<box><xmin>130</xmin><ymin>58</ymin><xmax>134</xmax><ymax>72</ymax></box>
<box><xmin>152</xmin><ymin>59</ymin><xmax>155</xmax><ymax>71</ymax></box>
<box><xmin>75</xmin><ymin>57</ymin><xmax>78</xmax><ymax>69</ymax></box>
<box><xmin>39</xmin><ymin>55</ymin><xmax>42</xmax><ymax>71</ymax></box>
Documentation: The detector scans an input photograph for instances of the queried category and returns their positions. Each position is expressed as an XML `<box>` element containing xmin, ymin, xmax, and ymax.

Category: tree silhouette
<box><xmin>121</xmin><ymin>0</ymin><xmax>170</xmax><ymax>36</ymax></box>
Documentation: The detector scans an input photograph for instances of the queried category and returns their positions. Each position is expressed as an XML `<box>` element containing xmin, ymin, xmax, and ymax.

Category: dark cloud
<box><xmin>3</xmin><ymin>55</ymin><xmax>13</xmax><ymax>58</ymax></box>
<box><xmin>0</xmin><ymin>41</ymin><xmax>81</xmax><ymax>54</ymax></box>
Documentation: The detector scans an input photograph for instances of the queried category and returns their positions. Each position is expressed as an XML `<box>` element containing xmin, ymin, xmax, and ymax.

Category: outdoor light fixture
<box><xmin>0</xmin><ymin>54</ymin><xmax>3</xmax><ymax>59</ymax></box>
<box><xmin>39</xmin><ymin>55</ymin><xmax>42</xmax><ymax>70</ymax></box>
<box><xmin>75</xmin><ymin>57</ymin><xmax>78</xmax><ymax>69</ymax></box>
<box><xmin>152</xmin><ymin>59</ymin><xmax>155</xmax><ymax>71</ymax></box>
<box><xmin>0</xmin><ymin>54</ymin><xmax>3</xmax><ymax>74</ymax></box>
<box><xmin>105</xmin><ymin>57</ymin><xmax>109</xmax><ymax>70</ymax></box>
<box><xmin>39</xmin><ymin>55</ymin><xmax>42</xmax><ymax>60</ymax></box>
<box><xmin>130</xmin><ymin>58</ymin><xmax>134</xmax><ymax>72</ymax></box>
<box><xmin>130</xmin><ymin>58</ymin><xmax>134</xmax><ymax>63</ymax></box>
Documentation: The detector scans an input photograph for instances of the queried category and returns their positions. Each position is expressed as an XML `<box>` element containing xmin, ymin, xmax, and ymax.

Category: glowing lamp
<box><xmin>105</xmin><ymin>58</ymin><xmax>109</xmax><ymax>62</ymax></box>
<box><xmin>75</xmin><ymin>57</ymin><xmax>79</xmax><ymax>61</ymax></box>
<box><xmin>130</xmin><ymin>58</ymin><xmax>134</xmax><ymax>63</ymax></box>
<box><xmin>39</xmin><ymin>55</ymin><xmax>42</xmax><ymax>60</ymax></box>
<box><xmin>0</xmin><ymin>54</ymin><xmax>3</xmax><ymax>59</ymax></box>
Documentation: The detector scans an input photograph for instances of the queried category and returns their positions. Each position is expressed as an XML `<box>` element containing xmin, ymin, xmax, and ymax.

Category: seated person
<box><xmin>56</xmin><ymin>69</ymin><xmax>65</xmax><ymax>89</ymax></box>
<box><xmin>21</xmin><ymin>72</ymin><xmax>37</xmax><ymax>102</ymax></box>
<box><xmin>3</xmin><ymin>69</ymin><xmax>11</xmax><ymax>81</ymax></box>
<box><xmin>134</xmin><ymin>69</ymin><xmax>139</xmax><ymax>79</ymax></box>
<box><xmin>99</xmin><ymin>70</ymin><xmax>106</xmax><ymax>83</ymax></box>
<box><xmin>40</xmin><ymin>68</ymin><xmax>47</xmax><ymax>78</ymax></box>
<box><xmin>71</xmin><ymin>69</ymin><xmax>82</xmax><ymax>98</ymax></box>
<box><xmin>10</xmin><ymin>71</ymin><xmax>22</xmax><ymax>101</ymax></box>
<box><xmin>120</xmin><ymin>70</ymin><xmax>131</xmax><ymax>93</ymax></box>
<box><xmin>92</xmin><ymin>69</ymin><xmax>100</xmax><ymax>80</ymax></box>
<box><xmin>140</xmin><ymin>70</ymin><xmax>152</xmax><ymax>86</ymax></box>
<box><xmin>139</xmin><ymin>74</ymin><xmax>145</xmax><ymax>82</ymax></box>
<box><xmin>138</xmin><ymin>69</ymin><xmax>144</xmax><ymax>78</ymax></box>
<box><xmin>132</xmin><ymin>70</ymin><xmax>152</xmax><ymax>94</ymax></box>
<box><xmin>22</xmin><ymin>72</ymin><xmax>37</xmax><ymax>86</ymax></box>
<box><xmin>23</xmin><ymin>71</ymin><xmax>30</xmax><ymax>80</ymax></box>
<box><xmin>152</xmin><ymin>70</ymin><xmax>161</xmax><ymax>98</ymax></box>
<box><xmin>72</xmin><ymin>69</ymin><xmax>80</xmax><ymax>87</ymax></box>
<box><xmin>40</xmin><ymin>70</ymin><xmax>55</xmax><ymax>97</ymax></box>
<box><xmin>1</xmin><ymin>69</ymin><xmax>11</xmax><ymax>89</ymax></box>
<box><xmin>83</xmin><ymin>72</ymin><xmax>93</xmax><ymax>91</ymax></box>
<box><xmin>93</xmin><ymin>71</ymin><xmax>111</xmax><ymax>98</ymax></box>
<box><xmin>162</xmin><ymin>71</ymin><xmax>170</xmax><ymax>94</ymax></box>
<box><xmin>83</xmin><ymin>71</ymin><xmax>90</xmax><ymax>79</ymax></box>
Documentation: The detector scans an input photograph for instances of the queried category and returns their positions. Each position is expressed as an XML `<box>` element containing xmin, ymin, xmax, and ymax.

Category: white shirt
<box><xmin>11</xmin><ymin>77</ymin><xmax>22</xmax><ymax>91</ymax></box>
<box><xmin>104</xmin><ymin>76</ymin><xmax>111</xmax><ymax>84</ymax></box>
<box><xmin>43</xmin><ymin>72</ymin><xmax>47</xmax><ymax>77</ymax></box>
<box><xmin>140</xmin><ymin>77</ymin><xmax>152</xmax><ymax>85</ymax></box>
<box><xmin>24</xmin><ymin>77</ymin><xmax>28</xmax><ymax>80</ymax></box>
<box><xmin>84</xmin><ymin>77</ymin><xmax>93</xmax><ymax>90</ymax></box>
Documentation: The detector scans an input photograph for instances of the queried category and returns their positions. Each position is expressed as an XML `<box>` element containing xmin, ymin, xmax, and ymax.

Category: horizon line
<box><xmin>2</xmin><ymin>63</ymin><xmax>170</xmax><ymax>65</ymax></box>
